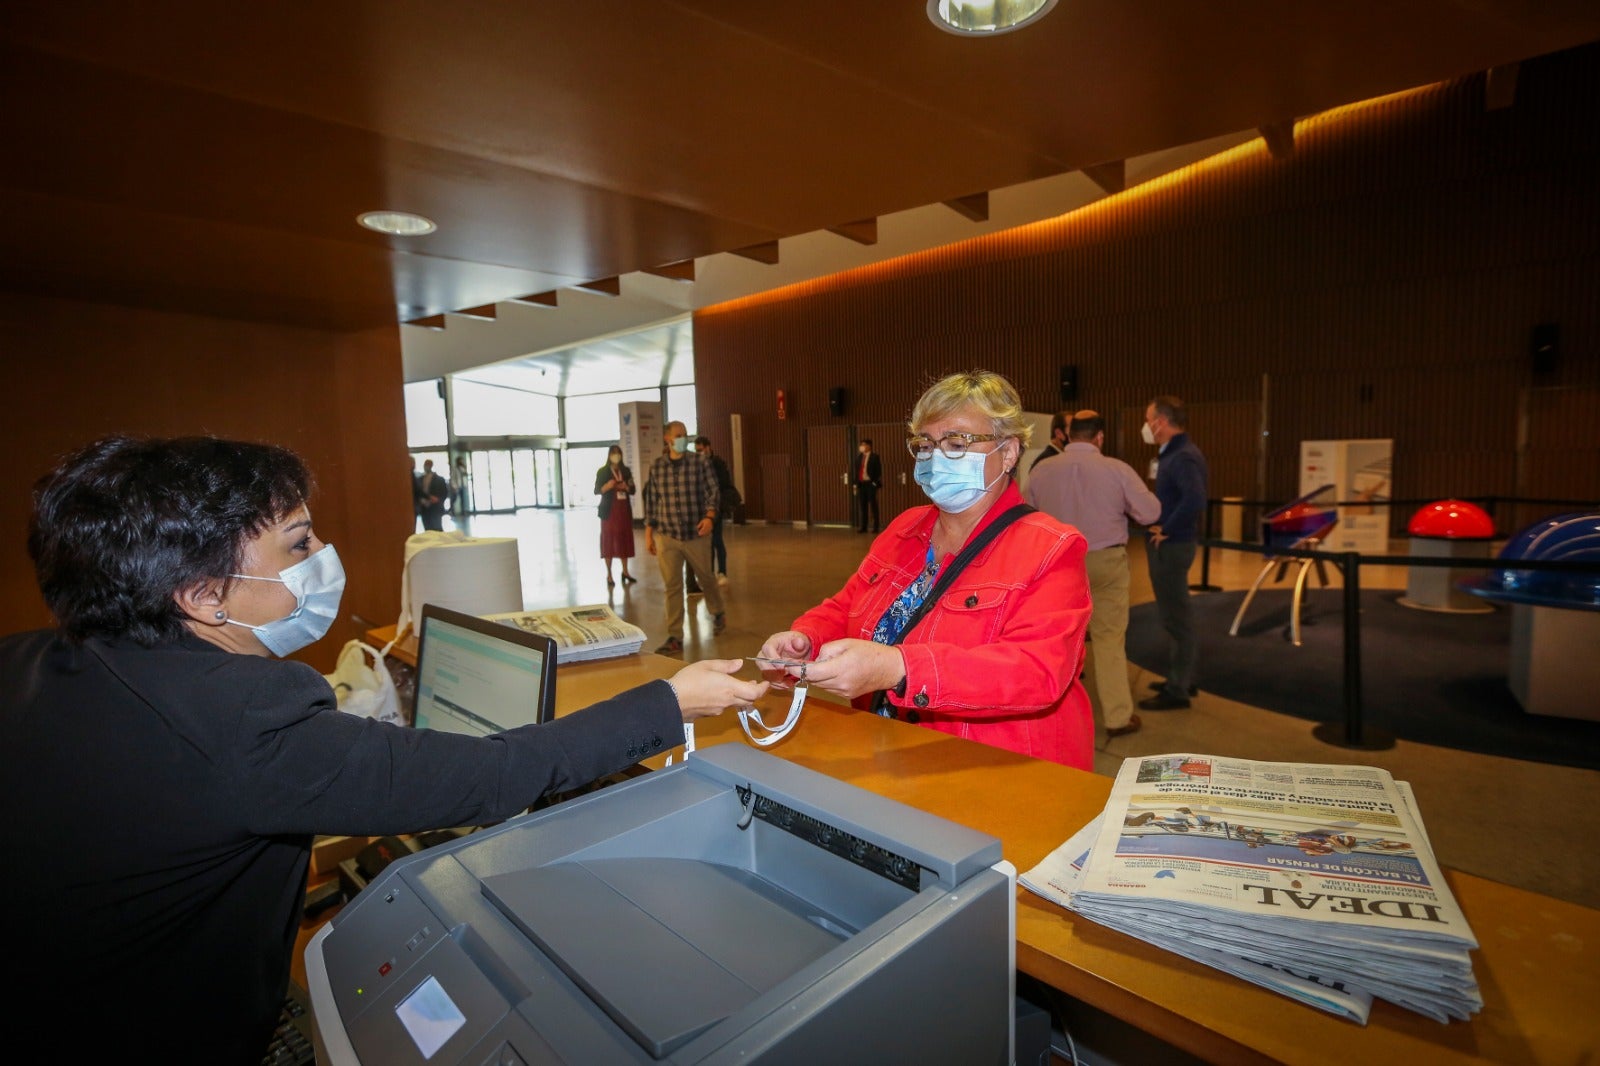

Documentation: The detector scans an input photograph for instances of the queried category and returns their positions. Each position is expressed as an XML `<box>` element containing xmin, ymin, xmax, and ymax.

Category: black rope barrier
<box><xmin>1193</xmin><ymin>535</ymin><xmax>1599</xmax><ymax>751</ymax></box>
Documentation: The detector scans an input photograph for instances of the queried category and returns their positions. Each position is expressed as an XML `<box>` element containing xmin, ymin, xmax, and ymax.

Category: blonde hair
<box><xmin>907</xmin><ymin>370</ymin><xmax>1033</xmax><ymax>449</ymax></box>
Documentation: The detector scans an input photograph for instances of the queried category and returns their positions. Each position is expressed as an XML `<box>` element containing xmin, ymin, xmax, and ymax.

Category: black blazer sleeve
<box><xmin>238</xmin><ymin>673</ymin><xmax>686</xmax><ymax>837</ymax></box>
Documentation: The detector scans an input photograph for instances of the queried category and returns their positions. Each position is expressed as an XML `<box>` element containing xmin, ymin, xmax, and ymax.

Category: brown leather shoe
<box><xmin>1105</xmin><ymin>714</ymin><xmax>1142</xmax><ymax>737</ymax></box>
<box><xmin>654</xmin><ymin>637</ymin><xmax>683</xmax><ymax>656</ymax></box>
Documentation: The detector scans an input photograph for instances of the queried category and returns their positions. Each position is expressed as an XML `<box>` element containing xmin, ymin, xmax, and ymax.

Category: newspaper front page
<box><xmin>488</xmin><ymin>604</ymin><xmax>645</xmax><ymax>662</ymax></box>
<box><xmin>1022</xmin><ymin>753</ymin><xmax>1482</xmax><ymax>1024</ymax></box>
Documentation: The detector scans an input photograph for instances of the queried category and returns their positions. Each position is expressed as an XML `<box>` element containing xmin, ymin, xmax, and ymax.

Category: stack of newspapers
<box><xmin>488</xmin><ymin>604</ymin><xmax>645</xmax><ymax>662</ymax></box>
<box><xmin>1021</xmin><ymin>753</ymin><xmax>1481</xmax><ymax>1025</ymax></box>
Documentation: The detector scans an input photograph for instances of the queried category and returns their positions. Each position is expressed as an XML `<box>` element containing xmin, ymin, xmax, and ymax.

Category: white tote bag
<box><xmin>324</xmin><ymin>640</ymin><xmax>405</xmax><ymax>725</ymax></box>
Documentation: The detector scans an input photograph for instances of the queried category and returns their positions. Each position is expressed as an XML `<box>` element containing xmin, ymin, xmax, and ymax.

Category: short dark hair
<box><xmin>1150</xmin><ymin>395</ymin><xmax>1188</xmax><ymax>429</ymax></box>
<box><xmin>860</xmin><ymin>438</ymin><xmax>873</xmax><ymax>448</ymax></box>
<box><xmin>1049</xmin><ymin>410</ymin><xmax>1072</xmax><ymax>436</ymax></box>
<box><xmin>1068</xmin><ymin>411</ymin><xmax>1105</xmax><ymax>440</ymax></box>
<box><xmin>694</xmin><ymin>436</ymin><xmax>711</xmax><ymax>447</ymax></box>
<box><xmin>29</xmin><ymin>436</ymin><xmax>312</xmax><ymax>645</ymax></box>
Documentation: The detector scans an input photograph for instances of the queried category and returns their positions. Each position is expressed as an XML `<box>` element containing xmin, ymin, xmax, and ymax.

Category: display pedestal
<box><xmin>1398</xmin><ymin>536</ymin><xmax>1494</xmax><ymax>613</ymax></box>
<box><xmin>1509</xmin><ymin>604</ymin><xmax>1600</xmax><ymax>720</ymax></box>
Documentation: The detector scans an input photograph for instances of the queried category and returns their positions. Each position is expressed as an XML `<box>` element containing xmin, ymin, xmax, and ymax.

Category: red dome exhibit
<box><xmin>1407</xmin><ymin>499</ymin><xmax>1495</xmax><ymax>539</ymax></box>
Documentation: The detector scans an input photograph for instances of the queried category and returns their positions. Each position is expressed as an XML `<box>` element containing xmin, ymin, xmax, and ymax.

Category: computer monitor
<box><xmin>413</xmin><ymin>603</ymin><xmax>557</xmax><ymax>736</ymax></box>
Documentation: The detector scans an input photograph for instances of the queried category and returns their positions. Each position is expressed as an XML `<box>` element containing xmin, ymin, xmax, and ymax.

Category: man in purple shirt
<box><xmin>1025</xmin><ymin>410</ymin><xmax>1161</xmax><ymax>736</ymax></box>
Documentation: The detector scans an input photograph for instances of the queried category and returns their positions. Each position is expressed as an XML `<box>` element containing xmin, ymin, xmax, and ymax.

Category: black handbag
<box><xmin>869</xmin><ymin>503</ymin><xmax>1035</xmax><ymax>718</ymax></box>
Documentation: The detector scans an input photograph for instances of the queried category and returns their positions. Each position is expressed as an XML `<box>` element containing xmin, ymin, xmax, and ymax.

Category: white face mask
<box><xmin>226</xmin><ymin>545</ymin><xmax>345</xmax><ymax>656</ymax></box>
<box><xmin>1141</xmin><ymin>421</ymin><xmax>1158</xmax><ymax>446</ymax></box>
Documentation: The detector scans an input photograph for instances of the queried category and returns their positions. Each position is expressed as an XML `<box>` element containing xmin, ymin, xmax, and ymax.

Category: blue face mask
<box><xmin>914</xmin><ymin>450</ymin><xmax>1005</xmax><ymax>514</ymax></box>
<box><xmin>672</xmin><ymin>436</ymin><xmax>690</xmax><ymax>455</ymax></box>
<box><xmin>226</xmin><ymin>545</ymin><xmax>346</xmax><ymax>656</ymax></box>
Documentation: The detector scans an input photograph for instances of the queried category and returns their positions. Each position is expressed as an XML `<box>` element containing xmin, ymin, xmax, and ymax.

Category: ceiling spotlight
<box><xmin>357</xmin><ymin>210</ymin><xmax>437</xmax><ymax>236</ymax></box>
<box><xmin>927</xmin><ymin>0</ymin><xmax>1057</xmax><ymax>35</ymax></box>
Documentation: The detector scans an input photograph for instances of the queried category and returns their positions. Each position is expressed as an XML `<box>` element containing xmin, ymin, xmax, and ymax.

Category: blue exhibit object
<box><xmin>1261</xmin><ymin>484</ymin><xmax>1338</xmax><ymax>552</ymax></box>
<box><xmin>1460</xmin><ymin>511</ymin><xmax>1600</xmax><ymax>611</ymax></box>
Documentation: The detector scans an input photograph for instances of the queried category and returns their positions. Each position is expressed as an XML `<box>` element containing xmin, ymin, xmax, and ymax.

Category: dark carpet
<box><xmin>1126</xmin><ymin>588</ymin><xmax>1600</xmax><ymax>771</ymax></box>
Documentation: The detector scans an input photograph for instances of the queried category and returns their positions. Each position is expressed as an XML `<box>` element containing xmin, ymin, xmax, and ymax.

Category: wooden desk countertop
<box><xmin>357</xmin><ymin>627</ymin><xmax>1600</xmax><ymax>1065</ymax></box>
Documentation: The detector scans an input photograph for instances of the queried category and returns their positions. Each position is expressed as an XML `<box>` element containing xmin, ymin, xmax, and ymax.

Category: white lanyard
<box><xmin>738</xmin><ymin>684</ymin><xmax>808</xmax><ymax>747</ymax></box>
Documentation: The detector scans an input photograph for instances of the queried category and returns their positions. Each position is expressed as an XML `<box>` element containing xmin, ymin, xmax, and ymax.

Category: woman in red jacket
<box><xmin>758</xmin><ymin>370</ymin><xmax>1094</xmax><ymax>769</ymax></box>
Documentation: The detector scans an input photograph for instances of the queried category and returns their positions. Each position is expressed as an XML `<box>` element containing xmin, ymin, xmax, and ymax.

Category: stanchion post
<box><xmin>1191</xmin><ymin>498</ymin><xmax>1222</xmax><ymax>592</ymax></box>
<box><xmin>1340</xmin><ymin>552</ymin><xmax>1363</xmax><ymax>743</ymax></box>
<box><xmin>1312</xmin><ymin>551</ymin><xmax>1394</xmax><ymax>750</ymax></box>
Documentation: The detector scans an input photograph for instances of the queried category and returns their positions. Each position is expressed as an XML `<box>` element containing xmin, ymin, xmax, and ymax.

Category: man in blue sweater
<box><xmin>1138</xmin><ymin>395</ymin><xmax>1209</xmax><ymax>711</ymax></box>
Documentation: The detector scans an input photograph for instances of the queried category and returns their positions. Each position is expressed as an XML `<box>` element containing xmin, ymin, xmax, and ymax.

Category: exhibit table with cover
<box><xmin>342</xmin><ymin>629</ymin><xmax>1598</xmax><ymax>1065</ymax></box>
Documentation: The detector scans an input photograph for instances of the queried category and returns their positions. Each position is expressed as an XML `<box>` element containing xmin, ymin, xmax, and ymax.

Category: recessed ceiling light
<box><xmin>357</xmin><ymin>210</ymin><xmax>437</xmax><ymax>236</ymax></box>
<box><xmin>927</xmin><ymin>0</ymin><xmax>1057</xmax><ymax>36</ymax></box>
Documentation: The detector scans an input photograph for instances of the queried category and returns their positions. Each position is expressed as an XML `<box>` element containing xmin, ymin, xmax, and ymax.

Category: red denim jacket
<box><xmin>792</xmin><ymin>483</ymin><xmax>1094</xmax><ymax>769</ymax></box>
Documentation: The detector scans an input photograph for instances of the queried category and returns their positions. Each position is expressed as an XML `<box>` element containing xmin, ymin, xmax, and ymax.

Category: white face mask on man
<box><xmin>1141</xmin><ymin>420</ymin><xmax>1158</xmax><ymax>446</ymax></box>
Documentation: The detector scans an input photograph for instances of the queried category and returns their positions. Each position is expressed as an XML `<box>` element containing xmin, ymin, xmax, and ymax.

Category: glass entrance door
<box><xmin>469</xmin><ymin>447</ymin><xmax>564</xmax><ymax>512</ymax></box>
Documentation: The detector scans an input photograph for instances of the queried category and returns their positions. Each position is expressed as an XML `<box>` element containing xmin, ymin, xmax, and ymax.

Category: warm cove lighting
<box><xmin>928</xmin><ymin>0</ymin><xmax>1057</xmax><ymax>36</ymax></box>
<box><xmin>357</xmin><ymin>210</ymin><xmax>437</xmax><ymax>236</ymax></box>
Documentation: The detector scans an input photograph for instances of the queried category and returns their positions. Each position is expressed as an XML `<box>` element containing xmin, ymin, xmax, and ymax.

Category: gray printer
<box><xmin>306</xmin><ymin>744</ymin><xmax>1016</xmax><ymax>1064</ymax></box>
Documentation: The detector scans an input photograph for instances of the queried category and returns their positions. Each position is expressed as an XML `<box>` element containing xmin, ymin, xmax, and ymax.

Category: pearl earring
<box><xmin>215</xmin><ymin>610</ymin><xmax>226</xmax><ymax>620</ymax></box>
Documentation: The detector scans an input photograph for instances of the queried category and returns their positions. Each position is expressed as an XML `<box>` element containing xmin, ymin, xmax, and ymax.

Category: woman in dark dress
<box><xmin>595</xmin><ymin>445</ymin><xmax>637</xmax><ymax>587</ymax></box>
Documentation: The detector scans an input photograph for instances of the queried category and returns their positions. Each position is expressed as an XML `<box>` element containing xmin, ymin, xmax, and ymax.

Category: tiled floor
<box><xmin>467</xmin><ymin>508</ymin><xmax>1599</xmax><ymax>910</ymax></box>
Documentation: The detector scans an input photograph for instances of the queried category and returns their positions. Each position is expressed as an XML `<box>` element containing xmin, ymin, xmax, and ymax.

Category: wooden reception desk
<box><xmin>362</xmin><ymin>627</ymin><xmax>1600</xmax><ymax>1065</ymax></box>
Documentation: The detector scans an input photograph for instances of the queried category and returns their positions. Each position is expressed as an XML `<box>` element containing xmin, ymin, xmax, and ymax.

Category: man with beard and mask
<box><xmin>643</xmin><ymin>421</ymin><xmax>726</xmax><ymax>654</ymax></box>
<box><xmin>758</xmin><ymin>371</ymin><xmax>1094</xmax><ymax>768</ymax></box>
<box><xmin>0</xmin><ymin>435</ymin><xmax>767</xmax><ymax>1064</ymax></box>
<box><xmin>1138</xmin><ymin>395</ymin><xmax>1209</xmax><ymax>711</ymax></box>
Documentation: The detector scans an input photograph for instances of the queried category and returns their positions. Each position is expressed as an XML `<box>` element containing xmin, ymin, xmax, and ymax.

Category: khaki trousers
<box><xmin>1084</xmin><ymin>545</ymin><xmax>1136</xmax><ymax>729</ymax></box>
<box><xmin>656</xmin><ymin>532</ymin><xmax>724</xmax><ymax>640</ymax></box>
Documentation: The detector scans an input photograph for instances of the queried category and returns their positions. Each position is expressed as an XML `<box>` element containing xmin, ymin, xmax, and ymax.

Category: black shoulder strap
<box><xmin>884</xmin><ymin>503</ymin><xmax>1035</xmax><ymax>648</ymax></box>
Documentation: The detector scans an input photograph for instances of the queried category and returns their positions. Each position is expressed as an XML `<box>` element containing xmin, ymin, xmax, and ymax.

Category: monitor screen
<box><xmin>413</xmin><ymin>603</ymin><xmax>558</xmax><ymax>736</ymax></box>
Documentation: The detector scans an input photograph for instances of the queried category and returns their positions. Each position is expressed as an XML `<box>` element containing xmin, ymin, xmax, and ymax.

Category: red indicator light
<box><xmin>378</xmin><ymin>962</ymin><xmax>391</xmax><ymax>976</ymax></box>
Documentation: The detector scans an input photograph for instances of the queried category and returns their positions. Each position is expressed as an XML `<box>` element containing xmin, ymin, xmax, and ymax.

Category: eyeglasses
<box><xmin>906</xmin><ymin>432</ymin><xmax>1001</xmax><ymax>460</ymax></box>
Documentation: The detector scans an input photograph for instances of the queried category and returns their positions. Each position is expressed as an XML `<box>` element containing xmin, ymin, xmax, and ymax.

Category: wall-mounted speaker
<box><xmin>828</xmin><ymin>387</ymin><xmax>846</xmax><ymax>417</ymax></box>
<box><xmin>1059</xmin><ymin>365</ymin><xmax>1078</xmax><ymax>404</ymax></box>
<box><xmin>1531</xmin><ymin>323</ymin><xmax>1559</xmax><ymax>376</ymax></box>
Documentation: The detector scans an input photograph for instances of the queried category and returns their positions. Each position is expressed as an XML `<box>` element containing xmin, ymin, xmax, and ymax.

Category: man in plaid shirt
<box><xmin>643</xmin><ymin>420</ymin><xmax>726</xmax><ymax>655</ymax></box>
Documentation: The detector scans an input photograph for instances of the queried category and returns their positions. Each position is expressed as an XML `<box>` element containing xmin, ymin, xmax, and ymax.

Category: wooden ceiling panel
<box><xmin>2</xmin><ymin>2</ymin><xmax>1598</xmax><ymax>332</ymax></box>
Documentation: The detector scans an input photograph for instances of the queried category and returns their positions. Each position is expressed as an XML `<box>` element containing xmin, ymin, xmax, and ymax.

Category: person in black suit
<box><xmin>3</xmin><ymin>434</ymin><xmax>767</xmax><ymax>1064</ymax></box>
<box><xmin>854</xmin><ymin>438</ymin><xmax>883</xmax><ymax>533</ymax></box>
<box><xmin>416</xmin><ymin>458</ymin><xmax>451</xmax><ymax>531</ymax></box>
<box><xmin>1028</xmin><ymin>410</ymin><xmax>1072</xmax><ymax>473</ymax></box>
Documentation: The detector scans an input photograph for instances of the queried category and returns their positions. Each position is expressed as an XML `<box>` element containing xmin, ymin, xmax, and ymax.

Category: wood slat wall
<box><xmin>693</xmin><ymin>44</ymin><xmax>1600</xmax><ymax>532</ymax></box>
<box><xmin>4</xmin><ymin>293</ymin><xmax>412</xmax><ymax>664</ymax></box>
